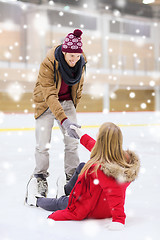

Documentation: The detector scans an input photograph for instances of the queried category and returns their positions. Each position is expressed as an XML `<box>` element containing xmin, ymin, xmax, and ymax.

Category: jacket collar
<box><xmin>100</xmin><ymin>150</ymin><xmax>140</xmax><ymax>183</ymax></box>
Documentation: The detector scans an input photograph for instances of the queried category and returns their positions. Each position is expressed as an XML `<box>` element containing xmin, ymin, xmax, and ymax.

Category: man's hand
<box><xmin>62</xmin><ymin>119</ymin><xmax>81</xmax><ymax>139</ymax></box>
<box><xmin>70</xmin><ymin>125</ymin><xmax>83</xmax><ymax>139</ymax></box>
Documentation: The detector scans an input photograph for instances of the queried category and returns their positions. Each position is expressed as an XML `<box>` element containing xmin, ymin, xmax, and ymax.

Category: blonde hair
<box><xmin>80</xmin><ymin>122</ymin><xmax>129</xmax><ymax>178</ymax></box>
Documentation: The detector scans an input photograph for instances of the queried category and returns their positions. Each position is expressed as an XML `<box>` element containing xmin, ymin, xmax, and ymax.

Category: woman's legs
<box><xmin>36</xmin><ymin>195</ymin><xmax>69</xmax><ymax>211</ymax></box>
<box><xmin>64</xmin><ymin>162</ymin><xmax>85</xmax><ymax>196</ymax></box>
<box><xmin>36</xmin><ymin>162</ymin><xmax>85</xmax><ymax>211</ymax></box>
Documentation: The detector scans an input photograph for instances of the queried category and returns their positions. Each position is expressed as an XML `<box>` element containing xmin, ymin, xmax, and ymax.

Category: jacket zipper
<box><xmin>74</xmin><ymin>65</ymin><xmax>85</xmax><ymax>106</ymax></box>
<box><xmin>74</xmin><ymin>81</ymin><xmax>80</xmax><ymax>107</ymax></box>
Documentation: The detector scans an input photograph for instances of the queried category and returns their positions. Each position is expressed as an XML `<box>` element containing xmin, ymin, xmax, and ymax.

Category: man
<box><xmin>27</xmin><ymin>29</ymin><xmax>87</xmax><ymax>198</ymax></box>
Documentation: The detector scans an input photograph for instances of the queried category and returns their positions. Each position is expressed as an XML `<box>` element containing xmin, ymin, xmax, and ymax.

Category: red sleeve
<box><xmin>80</xmin><ymin>134</ymin><xmax>96</xmax><ymax>152</ymax></box>
<box><xmin>97</xmin><ymin>170</ymin><xmax>128</xmax><ymax>224</ymax></box>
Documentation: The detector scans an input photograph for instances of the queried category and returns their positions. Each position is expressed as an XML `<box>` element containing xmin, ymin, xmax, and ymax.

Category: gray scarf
<box><xmin>54</xmin><ymin>45</ymin><xmax>86</xmax><ymax>86</ymax></box>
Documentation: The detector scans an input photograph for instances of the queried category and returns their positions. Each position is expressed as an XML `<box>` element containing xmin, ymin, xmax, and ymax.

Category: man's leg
<box><xmin>34</xmin><ymin>108</ymin><xmax>54</xmax><ymax>177</ymax></box>
<box><xmin>58</xmin><ymin>100</ymin><xmax>80</xmax><ymax>181</ymax></box>
<box><xmin>34</xmin><ymin>108</ymin><xmax>55</xmax><ymax>196</ymax></box>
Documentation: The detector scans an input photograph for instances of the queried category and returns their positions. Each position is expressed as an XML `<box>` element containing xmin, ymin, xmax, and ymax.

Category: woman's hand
<box><xmin>106</xmin><ymin>221</ymin><xmax>125</xmax><ymax>231</ymax></box>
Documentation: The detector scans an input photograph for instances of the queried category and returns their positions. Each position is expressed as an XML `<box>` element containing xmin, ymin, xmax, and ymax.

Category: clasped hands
<box><xmin>62</xmin><ymin>119</ymin><xmax>82</xmax><ymax>139</ymax></box>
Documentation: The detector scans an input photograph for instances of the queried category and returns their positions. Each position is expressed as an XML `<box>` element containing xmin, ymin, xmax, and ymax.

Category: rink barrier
<box><xmin>0</xmin><ymin>123</ymin><xmax>160</xmax><ymax>132</ymax></box>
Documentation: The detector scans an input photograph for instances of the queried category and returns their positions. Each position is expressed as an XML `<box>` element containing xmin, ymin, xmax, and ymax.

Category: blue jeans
<box><xmin>36</xmin><ymin>162</ymin><xmax>85</xmax><ymax>211</ymax></box>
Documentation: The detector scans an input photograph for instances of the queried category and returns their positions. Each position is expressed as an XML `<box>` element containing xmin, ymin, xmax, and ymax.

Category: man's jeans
<box><xmin>34</xmin><ymin>100</ymin><xmax>80</xmax><ymax>179</ymax></box>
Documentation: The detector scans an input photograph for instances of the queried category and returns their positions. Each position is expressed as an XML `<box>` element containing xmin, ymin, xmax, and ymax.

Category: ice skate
<box><xmin>65</xmin><ymin>174</ymin><xmax>71</xmax><ymax>184</ymax></box>
<box><xmin>25</xmin><ymin>177</ymin><xmax>40</xmax><ymax>206</ymax></box>
<box><xmin>56</xmin><ymin>174</ymin><xmax>66</xmax><ymax>198</ymax></box>
<box><xmin>36</xmin><ymin>175</ymin><xmax>48</xmax><ymax>197</ymax></box>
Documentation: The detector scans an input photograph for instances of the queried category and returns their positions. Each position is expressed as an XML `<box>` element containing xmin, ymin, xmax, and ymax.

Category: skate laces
<box><xmin>37</xmin><ymin>178</ymin><xmax>48</xmax><ymax>195</ymax></box>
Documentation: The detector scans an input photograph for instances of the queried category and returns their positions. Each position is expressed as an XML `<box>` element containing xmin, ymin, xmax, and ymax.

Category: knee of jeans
<box><xmin>36</xmin><ymin>144</ymin><xmax>50</xmax><ymax>153</ymax></box>
<box><xmin>64</xmin><ymin>142</ymin><xmax>79</xmax><ymax>151</ymax></box>
<box><xmin>64</xmin><ymin>137</ymin><xmax>79</xmax><ymax>145</ymax></box>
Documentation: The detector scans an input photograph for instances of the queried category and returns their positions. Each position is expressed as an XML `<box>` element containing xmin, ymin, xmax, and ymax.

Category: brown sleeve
<box><xmin>38</xmin><ymin>57</ymin><xmax>67</xmax><ymax>122</ymax></box>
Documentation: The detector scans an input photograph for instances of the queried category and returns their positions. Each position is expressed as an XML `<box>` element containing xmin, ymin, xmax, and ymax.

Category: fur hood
<box><xmin>100</xmin><ymin>150</ymin><xmax>140</xmax><ymax>183</ymax></box>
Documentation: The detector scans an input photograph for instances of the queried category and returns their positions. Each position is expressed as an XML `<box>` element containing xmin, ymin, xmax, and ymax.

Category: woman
<box><xmin>26</xmin><ymin>122</ymin><xmax>140</xmax><ymax>230</ymax></box>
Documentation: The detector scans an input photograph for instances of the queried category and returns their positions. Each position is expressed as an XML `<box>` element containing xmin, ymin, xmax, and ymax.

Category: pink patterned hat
<box><xmin>62</xmin><ymin>29</ymin><xmax>83</xmax><ymax>53</ymax></box>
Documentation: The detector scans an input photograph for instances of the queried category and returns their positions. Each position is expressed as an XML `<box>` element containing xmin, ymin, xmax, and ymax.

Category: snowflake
<box><xmin>93</xmin><ymin>179</ymin><xmax>99</xmax><ymax>185</ymax></box>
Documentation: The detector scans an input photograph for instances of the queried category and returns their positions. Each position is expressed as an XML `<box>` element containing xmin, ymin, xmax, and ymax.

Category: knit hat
<box><xmin>62</xmin><ymin>29</ymin><xmax>83</xmax><ymax>53</ymax></box>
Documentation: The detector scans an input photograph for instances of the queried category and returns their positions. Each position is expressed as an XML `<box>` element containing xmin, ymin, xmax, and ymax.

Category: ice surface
<box><xmin>0</xmin><ymin>111</ymin><xmax>160</xmax><ymax>240</ymax></box>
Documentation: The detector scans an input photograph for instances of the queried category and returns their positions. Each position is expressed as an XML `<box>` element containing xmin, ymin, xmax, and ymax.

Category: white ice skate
<box><xmin>56</xmin><ymin>174</ymin><xmax>66</xmax><ymax>198</ymax></box>
<box><xmin>25</xmin><ymin>177</ymin><xmax>41</xmax><ymax>207</ymax></box>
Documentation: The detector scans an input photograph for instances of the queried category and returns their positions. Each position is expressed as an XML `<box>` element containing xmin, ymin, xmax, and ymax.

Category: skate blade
<box><xmin>24</xmin><ymin>175</ymin><xmax>34</xmax><ymax>206</ymax></box>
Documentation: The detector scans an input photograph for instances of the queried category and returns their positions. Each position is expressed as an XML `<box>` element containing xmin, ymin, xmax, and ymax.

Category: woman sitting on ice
<box><xmin>26</xmin><ymin>122</ymin><xmax>140</xmax><ymax>230</ymax></box>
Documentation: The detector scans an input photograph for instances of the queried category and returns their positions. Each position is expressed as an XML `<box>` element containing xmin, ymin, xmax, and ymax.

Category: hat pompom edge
<box><xmin>73</xmin><ymin>29</ymin><xmax>83</xmax><ymax>37</ymax></box>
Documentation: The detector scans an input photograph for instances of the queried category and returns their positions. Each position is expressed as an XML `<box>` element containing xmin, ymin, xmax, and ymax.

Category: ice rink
<box><xmin>0</xmin><ymin>111</ymin><xmax>160</xmax><ymax>240</ymax></box>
